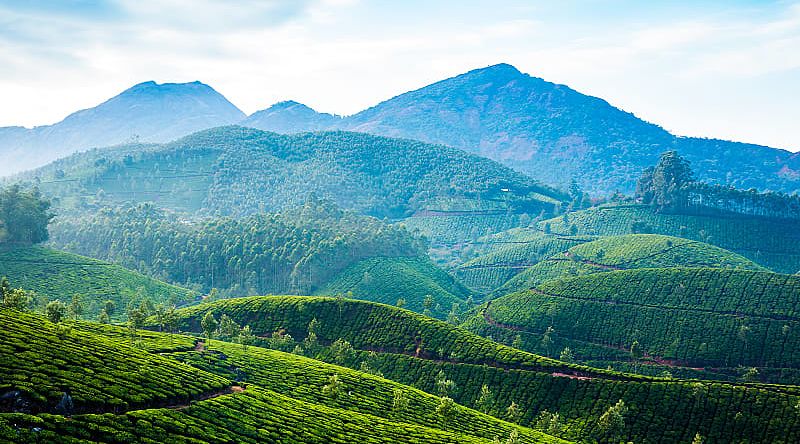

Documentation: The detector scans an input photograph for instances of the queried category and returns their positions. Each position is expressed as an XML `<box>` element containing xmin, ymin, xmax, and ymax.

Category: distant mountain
<box><xmin>0</xmin><ymin>81</ymin><xmax>245</xmax><ymax>174</ymax></box>
<box><xmin>244</xmin><ymin>64</ymin><xmax>800</xmax><ymax>195</ymax></box>
<box><xmin>241</xmin><ymin>100</ymin><xmax>341</xmax><ymax>133</ymax></box>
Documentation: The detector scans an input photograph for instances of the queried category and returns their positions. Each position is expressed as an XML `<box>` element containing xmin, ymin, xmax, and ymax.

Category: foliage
<box><xmin>318</xmin><ymin>256</ymin><xmax>471</xmax><ymax>318</ymax></box>
<box><xmin>0</xmin><ymin>185</ymin><xmax>54</xmax><ymax>245</ymax></box>
<box><xmin>48</xmin><ymin>199</ymin><xmax>424</xmax><ymax>295</ymax></box>
<box><xmin>0</xmin><ymin>246</ymin><xmax>196</xmax><ymax>320</ymax></box>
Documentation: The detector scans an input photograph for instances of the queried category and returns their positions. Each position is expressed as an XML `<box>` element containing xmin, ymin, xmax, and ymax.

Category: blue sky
<box><xmin>0</xmin><ymin>0</ymin><xmax>798</xmax><ymax>151</ymax></box>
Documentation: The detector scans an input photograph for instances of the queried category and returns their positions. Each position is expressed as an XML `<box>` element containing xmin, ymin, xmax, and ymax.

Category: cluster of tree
<box><xmin>637</xmin><ymin>151</ymin><xmax>800</xmax><ymax>219</ymax></box>
<box><xmin>0</xmin><ymin>185</ymin><xmax>54</xmax><ymax>244</ymax></box>
<box><xmin>49</xmin><ymin>198</ymin><xmax>425</xmax><ymax>295</ymax></box>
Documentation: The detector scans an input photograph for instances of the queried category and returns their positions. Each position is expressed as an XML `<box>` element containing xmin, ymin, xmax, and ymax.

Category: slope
<box><xmin>466</xmin><ymin>268</ymin><xmax>800</xmax><ymax>378</ymax></box>
<box><xmin>317</xmin><ymin>256</ymin><xmax>473</xmax><ymax>318</ymax></box>
<box><xmin>0</xmin><ymin>245</ymin><xmax>197</xmax><ymax>319</ymax></box>
<box><xmin>0</xmin><ymin>308</ymin><xmax>563</xmax><ymax>444</ymax></box>
<box><xmin>540</xmin><ymin>204</ymin><xmax>800</xmax><ymax>273</ymax></box>
<box><xmin>165</xmin><ymin>295</ymin><xmax>800</xmax><ymax>444</ymax></box>
<box><xmin>498</xmin><ymin>234</ymin><xmax>766</xmax><ymax>294</ymax></box>
<box><xmin>0</xmin><ymin>81</ymin><xmax>245</xmax><ymax>175</ymax></box>
<box><xmin>23</xmin><ymin>126</ymin><xmax>566</xmax><ymax>218</ymax></box>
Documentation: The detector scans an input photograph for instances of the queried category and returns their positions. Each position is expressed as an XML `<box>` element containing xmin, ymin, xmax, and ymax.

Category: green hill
<box><xmin>0</xmin><ymin>246</ymin><xmax>196</xmax><ymax>319</ymax></box>
<box><xmin>540</xmin><ymin>204</ymin><xmax>800</xmax><ymax>273</ymax></box>
<box><xmin>22</xmin><ymin>126</ymin><xmax>566</xmax><ymax>219</ymax></box>
<box><xmin>317</xmin><ymin>256</ymin><xmax>473</xmax><ymax>318</ymax></box>
<box><xmin>466</xmin><ymin>268</ymin><xmax>800</xmax><ymax>379</ymax></box>
<box><xmin>0</xmin><ymin>308</ymin><xmax>563</xmax><ymax>444</ymax></box>
<box><xmin>498</xmin><ymin>234</ymin><xmax>766</xmax><ymax>294</ymax></box>
<box><xmin>164</xmin><ymin>295</ymin><xmax>800</xmax><ymax>443</ymax></box>
<box><xmin>454</xmin><ymin>231</ymin><xmax>592</xmax><ymax>293</ymax></box>
<box><xmin>47</xmin><ymin>199</ymin><xmax>425</xmax><ymax>296</ymax></box>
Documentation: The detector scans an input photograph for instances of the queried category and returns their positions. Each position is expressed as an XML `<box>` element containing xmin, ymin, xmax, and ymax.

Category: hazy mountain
<box><xmin>0</xmin><ymin>81</ymin><xmax>245</xmax><ymax>174</ymax></box>
<box><xmin>241</xmin><ymin>100</ymin><xmax>341</xmax><ymax>133</ymax></box>
<box><xmin>244</xmin><ymin>64</ymin><xmax>800</xmax><ymax>195</ymax></box>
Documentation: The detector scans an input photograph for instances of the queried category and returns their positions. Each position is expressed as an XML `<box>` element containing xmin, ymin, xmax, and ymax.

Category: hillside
<box><xmin>0</xmin><ymin>81</ymin><xmax>245</xmax><ymax>175</ymax></box>
<box><xmin>498</xmin><ymin>234</ymin><xmax>766</xmax><ymax>294</ymax></box>
<box><xmin>243</xmin><ymin>64</ymin><xmax>800</xmax><ymax>195</ymax></box>
<box><xmin>465</xmin><ymin>268</ymin><xmax>800</xmax><ymax>381</ymax></box>
<box><xmin>0</xmin><ymin>246</ymin><xmax>196</xmax><ymax>319</ymax></box>
<box><xmin>317</xmin><ymin>256</ymin><xmax>473</xmax><ymax>318</ymax></box>
<box><xmin>454</xmin><ymin>231</ymin><xmax>591</xmax><ymax>293</ymax></box>
<box><xmin>540</xmin><ymin>204</ymin><xmax>800</xmax><ymax>274</ymax></box>
<box><xmin>164</xmin><ymin>295</ymin><xmax>800</xmax><ymax>443</ymax></box>
<box><xmin>241</xmin><ymin>100</ymin><xmax>342</xmax><ymax>133</ymax></box>
<box><xmin>47</xmin><ymin>199</ymin><xmax>425</xmax><ymax>296</ymax></box>
<box><xmin>0</xmin><ymin>309</ymin><xmax>562</xmax><ymax>444</ymax></box>
<box><xmin>21</xmin><ymin>126</ymin><xmax>566</xmax><ymax>218</ymax></box>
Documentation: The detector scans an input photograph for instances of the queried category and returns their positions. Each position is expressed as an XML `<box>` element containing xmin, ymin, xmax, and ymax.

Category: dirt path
<box><xmin>171</xmin><ymin>386</ymin><xmax>245</xmax><ymax>411</ymax></box>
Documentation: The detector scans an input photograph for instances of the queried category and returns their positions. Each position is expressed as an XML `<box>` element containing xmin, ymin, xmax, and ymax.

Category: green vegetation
<box><xmin>0</xmin><ymin>307</ymin><xmax>564</xmax><ymax>444</ymax></box>
<box><xmin>23</xmin><ymin>126</ymin><xmax>565</xmax><ymax>219</ymax></box>
<box><xmin>163</xmin><ymin>295</ymin><xmax>800</xmax><ymax>443</ymax></box>
<box><xmin>469</xmin><ymin>268</ymin><xmax>800</xmax><ymax>376</ymax></box>
<box><xmin>499</xmin><ymin>234</ymin><xmax>765</xmax><ymax>294</ymax></box>
<box><xmin>540</xmin><ymin>204</ymin><xmax>800</xmax><ymax>273</ymax></box>
<box><xmin>318</xmin><ymin>256</ymin><xmax>472</xmax><ymax>318</ymax></box>
<box><xmin>454</xmin><ymin>230</ymin><xmax>591</xmax><ymax>293</ymax></box>
<box><xmin>48</xmin><ymin>199</ymin><xmax>424</xmax><ymax>296</ymax></box>
<box><xmin>0</xmin><ymin>185</ymin><xmax>53</xmax><ymax>245</ymax></box>
<box><xmin>0</xmin><ymin>309</ymin><xmax>226</xmax><ymax>413</ymax></box>
<box><xmin>0</xmin><ymin>246</ymin><xmax>196</xmax><ymax>320</ymax></box>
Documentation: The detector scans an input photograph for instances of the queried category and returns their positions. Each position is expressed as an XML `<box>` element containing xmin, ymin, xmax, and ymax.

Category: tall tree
<box><xmin>0</xmin><ymin>185</ymin><xmax>54</xmax><ymax>244</ymax></box>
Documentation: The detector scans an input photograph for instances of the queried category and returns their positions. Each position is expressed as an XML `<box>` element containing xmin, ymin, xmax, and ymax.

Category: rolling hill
<box><xmin>317</xmin><ymin>256</ymin><xmax>473</xmax><ymax>318</ymax></box>
<box><xmin>20</xmin><ymin>126</ymin><xmax>566</xmax><ymax>219</ymax></box>
<box><xmin>464</xmin><ymin>268</ymin><xmax>800</xmax><ymax>382</ymax></box>
<box><xmin>539</xmin><ymin>204</ymin><xmax>800</xmax><ymax>274</ymax></box>
<box><xmin>497</xmin><ymin>234</ymin><xmax>766</xmax><ymax>295</ymax></box>
<box><xmin>243</xmin><ymin>64</ymin><xmax>800</xmax><ymax>195</ymax></box>
<box><xmin>0</xmin><ymin>245</ymin><xmax>197</xmax><ymax>319</ymax></box>
<box><xmin>0</xmin><ymin>81</ymin><xmax>245</xmax><ymax>175</ymax></box>
<box><xmin>0</xmin><ymin>309</ymin><xmax>563</xmax><ymax>444</ymax></box>
<box><xmin>163</xmin><ymin>295</ymin><xmax>800</xmax><ymax>443</ymax></box>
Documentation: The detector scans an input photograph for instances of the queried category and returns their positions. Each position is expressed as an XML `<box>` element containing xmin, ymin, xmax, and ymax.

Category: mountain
<box><xmin>243</xmin><ymin>64</ymin><xmax>800</xmax><ymax>195</ymax></box>
<box><xmin>240</xmin><ymin>100</ymin><xmax>341</xmax><ymax>133</ymax></box>
<box><xmin>0</xmin><ymin>81</ymin><xmax>245</xmax><ymax>174</ymax></box>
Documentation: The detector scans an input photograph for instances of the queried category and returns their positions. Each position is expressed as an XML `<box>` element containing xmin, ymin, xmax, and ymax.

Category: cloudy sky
<box><xmin>1</xmin><ymin>0</ymin><xmax>798</xmax><ymax>151</ymax></box>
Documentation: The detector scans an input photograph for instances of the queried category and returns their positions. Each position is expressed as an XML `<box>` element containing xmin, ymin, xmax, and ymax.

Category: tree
<box><xmin>322</xmin><ymin>374</ymin><xmax>343</xmax><ymax>400</ymax></box>
<box><xmin>504</xmin><ymin>429</ymin><xmax>520</xmax><ymax>444</ymax></box>
<box><xmin>45</xmin><ymin>300</ymin><xmax>66</xmax><ymax>324</ymax></box>
<box><xmin>2</xmin><ymin>288</ymin><xmax>31</xmax><ymax>311</ymax></box>
<box><xmin>330</xmin><ymin>338</ymin><xmax>354</xmax><ymax>364</ymax></box>
<box><xmin>559</xmin><ymin>347</ymin><xmax>574</xmax><ymax>363</ymax></box>
<box><xmin>475</xmin><ymin>384</ymin><xmax>493</xmax><ymax>414</ymax></box>
<box><xmin>0</xmin><ymin>185</ymin><xmax>54</xmax><ymax>244</ymax></box>
<box><xmin>392</xmin><ymin>388</ymin><xmax>409</xmax><ymax>417</ymax></box>
<box><xmin>435</xmin><ymin>370</ymin><xmax>456</xmax><ymax>397</ymax></box>
<box><xmin>423</xmin><ymin>295</ymin><xmax>434</xmax><ymax>311</ymax></box>
<box><xmin>238</xmin><ymin>325</ymin><xmax>255</xmax><ymax>352</ymax></box>
<box><xmin>127</xmin><ymin>306</ymin><xmax>147</xmax><ymax>342</ymax></box>
<box><xmin>217</xmin><ymin>314</ymin><xmax>240</xmax><ymax>340</ymax></box>
<box><xmin>540</xmin><ymin>326</ymin><xmax>554</xmax><ymax>355</ymax></box>
<box><xmin>201</xmin><ymin>312</ymin><xmax>218</xmax><ymax>343</ymax></box>
<box><xmin>651</xmin><ymin>151</ymin><xmax>694</xmax><ymax>208</ymax></box>
<box><xmin>97</xmin><ymin>309</ymin><xmax>110</xmax><ymax>324</ymax></box>
<box><xmin>436</xmin><ymin>396</ymin><xmax>456</xmax><ymax>429</ymax></box>
<box><xmin>506</xmin><ymin>401</ymin><xmax>521</xmax><ymax>424</ymax></box>
<box><xmin>630</xmin><ymin>340</ymin><xmax>643</xmax><ymax>372</ymax></box>
<box><xmin>692</xmin><ymin>433</ymin><xmax>704</xmax><ymax>444</ymax></box>
<box><xmin>597</xmin><ymin>399</ymin><xmax>627</xmax><ymax>439</ymax></box>
<box><xmin>396</xmin><ymin>298</ymin><xmax>406</xmax><ymax>308</ymax></box>
<box><xmin>68</xmin><ymin>294</ymin><xmax>84</xmax><ymax>320</ymax></box>
<box><xmin>535</xmin><ymin>410</ymin><xmax>563</xmax><ymax>435</ymax></box>
<box><xmin>511</xmin><ymin>334</ymin><xmax>522</xmax><ymax>349</ymax></box>
<box><xmin>103</xmin><ymin>300</ymin><xmax>116</xmax><ymax>317</ymax></box>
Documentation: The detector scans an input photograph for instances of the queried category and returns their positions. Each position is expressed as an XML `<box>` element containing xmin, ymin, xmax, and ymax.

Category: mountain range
<box><xmin>2</xmin><ymin>64</ymin><xmax>798</xmax><ymax>195</ymax></box>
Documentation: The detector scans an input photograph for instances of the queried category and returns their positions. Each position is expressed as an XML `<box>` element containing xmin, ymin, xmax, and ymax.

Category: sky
<box><xmin>0</xmin><ymin>0</ymin><xmax>798</xmax><ymax>151</ymax></box>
